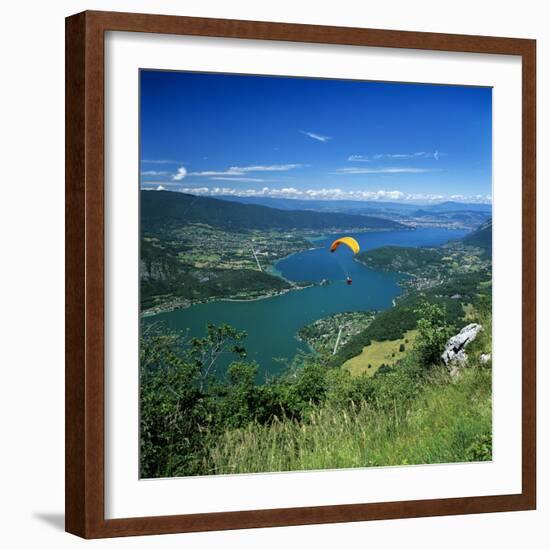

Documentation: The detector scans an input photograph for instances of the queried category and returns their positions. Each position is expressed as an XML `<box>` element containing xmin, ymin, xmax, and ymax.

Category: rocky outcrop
<box><xmin>441</xmin><ymin>323</ymin><xmax>482</xmax><ymax>377</ymax></box>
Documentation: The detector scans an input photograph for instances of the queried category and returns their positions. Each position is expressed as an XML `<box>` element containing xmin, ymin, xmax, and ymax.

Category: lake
<box><xmin>145</xmin><ymin>228</ymin><xmax>468</xmax><ymax>380</ymax></box>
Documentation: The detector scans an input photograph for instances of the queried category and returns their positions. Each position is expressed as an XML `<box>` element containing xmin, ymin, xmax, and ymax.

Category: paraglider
<box><xmin>329</xmin><ymin>236</ymin><xmax>360</xmax><ymax>255</ymax></box>
<box><xmin>329</xmin><ymin>236</ymin><xmax>360</xmax><ymax>286</ymax></box>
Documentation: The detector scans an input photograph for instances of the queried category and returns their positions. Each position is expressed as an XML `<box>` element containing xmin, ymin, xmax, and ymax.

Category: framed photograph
<box><xmin>65</xmin><ymin>11</ymin><xmax>536</xmax><ymax>538</ymax></box>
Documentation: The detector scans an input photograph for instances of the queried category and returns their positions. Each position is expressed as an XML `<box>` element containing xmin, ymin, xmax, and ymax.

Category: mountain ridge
<box><xmin>213</xmin><ymin>194</ymin><xmax>492</xmax><ymax>214</ymax></box>
<box><xmin>462</xmin><ymin>218</ymin><xmax>492</xmax><ymax>256</ymax></box>
<box><xmin>141</xmin><ymin>190</ymin><xmax>408</xmax><ymax>232</ymax></box>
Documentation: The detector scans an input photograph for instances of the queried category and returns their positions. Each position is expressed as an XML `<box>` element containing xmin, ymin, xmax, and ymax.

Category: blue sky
<box><xmin>140</xmin><ymin>70</ymin><xmax>492</xmax><ymax>203</ymax></box>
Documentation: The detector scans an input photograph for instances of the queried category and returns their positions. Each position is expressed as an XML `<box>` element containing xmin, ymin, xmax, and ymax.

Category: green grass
<box><xmin>342</xmin><ymin>330</ymin><xmax>418</xmax><ymax>377</ymax></box>
<box><xmin>462</xmin><ymin>303</ymin><xmax>475</xmax><ymax>318</ymax></box>
<box><xmin>204</xmin><ymin>366</ymin><xmax>492</xmax><ymax>475</ymax></box>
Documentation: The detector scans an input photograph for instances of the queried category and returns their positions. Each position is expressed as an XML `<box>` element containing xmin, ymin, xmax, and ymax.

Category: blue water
<box><xmin>146</xmin><ymin>228</ymin><xmax>468</xmax><ymax>380</ymax></box>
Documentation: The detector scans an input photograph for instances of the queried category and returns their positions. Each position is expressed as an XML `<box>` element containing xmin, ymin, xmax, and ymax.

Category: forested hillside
<box><xmin>333</xmin><ymin>221</ymin><xmax>492</xmax><ymax>367</ymax></box>
<box><xmin>141</xmin><ymin>191</ymin><xmax>406</xmax><ymax>233</ymax></box>
<box><xmin>462</xmin><ymin>218</ymin><xmax>492</xmax><ymax>257</ymax></box>
<box><xmin>140</xmin><ymin>191</ymin><xmax>409</xmax><ymax>312</ymax></box>
<box><xmin>357</xmin><ymin>246</ymin><xmax>442</xmax><ymax>272</ymax></box>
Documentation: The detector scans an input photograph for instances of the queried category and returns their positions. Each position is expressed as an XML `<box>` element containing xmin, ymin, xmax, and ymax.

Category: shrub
<box><xmin>414</xmin><ymin>302</ymin><xmax>454</xmax><ymax>367</ymax></box>
<box><xmin>465</xmin><ymin>432</ymin><xmax>492</xmax><ymax>461</ymax></box>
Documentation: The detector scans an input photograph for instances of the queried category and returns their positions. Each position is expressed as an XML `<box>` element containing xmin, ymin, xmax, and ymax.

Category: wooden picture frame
<box><xmin>65</xmin><ymin>10</ymin><xmax>536</xmax><ymax>539</ymax></box>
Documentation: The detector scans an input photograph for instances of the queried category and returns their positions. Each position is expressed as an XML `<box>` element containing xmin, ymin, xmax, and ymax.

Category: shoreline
<box><xmin>218</xmin><ymin>282</ymin><xmax>314</xmax><ymax>303</ymax></box>
<box><xmin>268</xmin><ymin>226</ymin><xmax>416</xmax><ymax>277</ymax></box>
<box><xmin>141</xmin><ymin>280</ymin><xmax>315</xmax><ymax>317</ymax></box>
<box><xmin>141</xmin><ymin>226</ymin><xmax>453</xmax><ymax>319</ymax></box>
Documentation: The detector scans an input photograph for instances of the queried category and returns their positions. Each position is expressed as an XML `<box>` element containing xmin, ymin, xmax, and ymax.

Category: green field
<box><xmin>343</xmin><ymin>329</ymin><xmax>419</xmax><ymax>377</ymax></box>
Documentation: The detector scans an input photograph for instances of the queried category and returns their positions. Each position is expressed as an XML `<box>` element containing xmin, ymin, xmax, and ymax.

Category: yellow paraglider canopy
<box><xmin>330</xmin><ymin>236</ymin><xmax>360</xmax><ymax>255</ymax></box>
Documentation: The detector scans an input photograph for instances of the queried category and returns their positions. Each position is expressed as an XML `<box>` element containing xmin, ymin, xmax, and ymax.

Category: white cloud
<box><xmin>237</xmin><ymin>164</ymin><xmax>304</xmax><ymax>172</ymax></box>
<box><xmin>140</xmin><ymin>180</ymin><xmax>186</xmax><ymax>188</ymax></box>
<box><xmin>172</xmin><ymin>166</ymin><xmax>188</xmax><ymax>181</ymax></box>
<box><xmin>347</xmin><ymin>155</ymin><xmax>372</xmax><ymax>162</ymax></box>
<box><xmin>141</xmin><ymin>170</ymin><xmax>169</xmax><ymax>176</ymax></box>
<box><xmin>348</xmin><ymin>152</ymin><xmax>441</xmax><ymax>162</ymax></box>
<box><xmin>336</xmin><ymin>167</ymin><xmax>436</xmax><ymax>174</ymax></box>
<box><xmin>300</xmin><ymin>130</ymin><xmax>331</xmax><ymax>143</ymax></box>
<box><xmin>179</xmin><ymin>186</ymin><xmax>211</xmax><ymax>195</ymax></box>
<box><xmin>373</xmin><ymin>190</ymin><xmax>405</xmax><ymax>200</ymax></box>
<box><xmin>173</xmin><ymin>186</ymin><xmax>491</xmax><ymax>204</ymax></box>
<box><xmin>141</xmin><ymin>184</ymin><xmax>168</xmax><ymax>191</ymax></box>
<box><xmin>448</xmin><ymin>193</ymin><xmax>492</xmax><ymax>203</ymax></box>
<box><xmin>189</xmin><ymin>164</ymin><xmax>304</xmax><ymax>176</ymax></box>
<box><xmin>406</xmin><ymin>193</ymin><xmax>445</xmax><ymax>202</ymax></box>
<box><xmin>210</xmin><ymin>177</ymin><xmax>266</xmax><ymax>183</ymax></box>
<box><xmin>189</xmin><ymin>170</ymin><xmax>233</xmax><ymax>176</ymax></box>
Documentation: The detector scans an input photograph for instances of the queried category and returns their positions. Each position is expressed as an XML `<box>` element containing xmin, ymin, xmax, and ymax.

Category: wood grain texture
<box><xmin>521</xmin><ymin>40</ymin><xmax>536</xmax><ymax>510</ymax></box>
<box><xmin>65</xmin><ymin>10</ymin><xmax>536</xmax><ymax>539</ymax></box>
<box><xmin>65</xmin><ymin>12</ymin><xmax>86</xmax><ymax>538</ymax></box>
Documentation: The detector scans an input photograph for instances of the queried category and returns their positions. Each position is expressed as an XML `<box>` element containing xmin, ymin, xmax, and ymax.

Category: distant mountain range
<box><xmin>215</xmin><ymin>195</ymin><xmax>421</xmax><ymax>213</ymax></box>
<box><xmin>215</xmin><ymin>195</ymin><xmax>492</xmax><ymax>215</ymax></box>
<box><xmin>410</xmin><ymin>209</ymin><xmax>491</xmax><ymax>227</ymax></box>
<box><xmin>425</xmin><ymin>201</ymin><xmax>492</xmax><ymax>213</ymax></box>
<box><xmin>141</xmin><ymin>191</ymin><xmax>407</xmax><ymax>232</ymax></box>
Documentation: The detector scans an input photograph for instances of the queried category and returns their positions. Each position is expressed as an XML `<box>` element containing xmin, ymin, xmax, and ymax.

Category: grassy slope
<box><xmin>206</xmin><ymin>366</ymin><xmax>492</xmax><ymax>474</ymax></box>
<box><xmin>343</xmin><ymin>329</ymin><xmax>419</xmax><ymax>377</ymax></box>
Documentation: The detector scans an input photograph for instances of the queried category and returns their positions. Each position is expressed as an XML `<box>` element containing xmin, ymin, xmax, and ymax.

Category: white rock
<box><xmin>479</xmin><ymin>353</ymin><xmax>491</xmax><ymax>364</ymax></box>
<box><xmin>441</xmin><ymin>323</ymin><xmax>483</xmax><ymax>377</ymax></box>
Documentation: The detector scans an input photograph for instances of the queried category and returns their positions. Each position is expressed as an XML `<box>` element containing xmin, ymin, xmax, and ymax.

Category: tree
<box><xmin>140</xmin><ymin>328</ymin><xmax>204</xmax><ymax>478</ymax></box>
<box><xmin>140</xmin><ymin>322</ymin><xmax>248</xmax><ymax>478</ymax></box>
<box><xmin>188</xmin><ymin>322</ymin><xmax>247</xmax><ymax>390</ymax></box>
<box><xmin>414</xmin><ymin>302</ymin><xmax>453</xmax><ymax>367</ymax></box>
<box><xmin>219</xmin><ymin>361</ymin><xmax>259</xmax><ymax>429</ymax></box>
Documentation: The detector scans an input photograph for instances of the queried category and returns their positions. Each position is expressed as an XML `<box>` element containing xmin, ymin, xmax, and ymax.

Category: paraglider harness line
<box><xmin>330</xmin><ymin>237</ymin><xmax>359</xmax><ymax>282</ymax></box>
